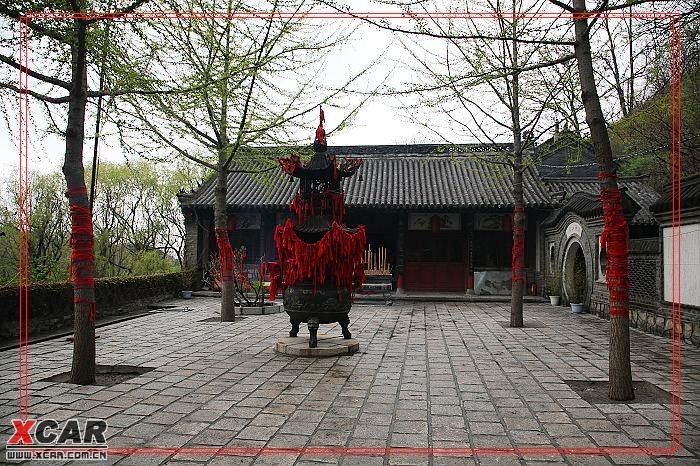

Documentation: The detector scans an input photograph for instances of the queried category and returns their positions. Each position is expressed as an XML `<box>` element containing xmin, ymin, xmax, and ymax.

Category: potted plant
<box><xmin>231</xmin><ymin>248</ymin><xmax>283</xmax><ymax>316</ymax></box>
<box><xmin>570</xmin><ymin>261</ymin><xmax>587</xmax><ymax>314</ymax></box>
<box><xmin>202</xmin><ymin>250</ymin><xmax>283</xmax><ymax>316</ymax></box>
<box><xmin>203</xmin><ymin>253</ymin><xmax>222</xmax><ymax>291</ymax></box>
<box><xmin>545</xmin><ymin>271</ymin><xmax>561</xmax><ymax>306</ymax></box>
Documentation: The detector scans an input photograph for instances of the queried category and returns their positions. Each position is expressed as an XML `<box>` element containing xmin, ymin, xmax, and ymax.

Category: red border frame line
<box><xmin>669</xmin><ymin>13</ymin><xmax>682</xmax><ymax>454</ymax></box>
<box><xmin>17</xmin><ymin>9</ymin><xmax>682</xmax><ymax>458</ymax></box>
<box><xmin>17</xmin><ymin>14</ymin><xmax>30</xmax><ymax>425</ymax></box>
<box><xmin>8</xmin><ymin>445</ymin><xmax>676</xmax><ymax>455</ymax></box>
<box><xmin>20</xmin><ymin>10</ymin><xmax>676</xmax><ymax>20</ymax></box>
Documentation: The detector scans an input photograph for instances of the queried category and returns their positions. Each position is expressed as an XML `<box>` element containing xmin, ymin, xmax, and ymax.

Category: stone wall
<box><xmin>630</xmin><ymin>305</ymin><xmax>700</xmax><ymax>345</ymax></box>
<box><xmin>590</xmin><ymin>238</ymin><xmax>660</xmax><ymax>313</ymax></box>
<box><xmin>583</xmin><ymin>235</ymin><xmax>700</xmax><ymax>347</ymax></box>
<box><xmin>0</xmin><ymin>271</ymin><xmax>197</xmax><ymax>341</ymax></box>
<box><xmin>545</xmin><ymin>216</ymin><xmax>700</xmax><ymax>347</ymax></box>
<box><xmin>182</xmin><ymin>209</ymin><xmax>200</xmax><ymax>270</ymax></box>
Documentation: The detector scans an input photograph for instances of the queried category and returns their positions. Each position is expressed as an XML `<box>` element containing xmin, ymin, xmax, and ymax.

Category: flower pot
<box><xmin>549</xmin><ymin>296</ymin><xmax>560</xmax><ymax>306</ymax></box>
<box><xmin>570</xmin><ymin>303</ymin><xmax>586</xmax><ymax>314</ymax></box>
<box><xmin>180</xmin><ymin>290</ymin><xmax>192</xmax><ymax>299</ymax></box>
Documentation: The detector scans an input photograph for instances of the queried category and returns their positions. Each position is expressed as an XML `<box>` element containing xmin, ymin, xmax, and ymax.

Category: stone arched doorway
<box><xmin>563</xmin><ymin>239</ymin><xmax>588</xmax><ymax>304</ymax></box>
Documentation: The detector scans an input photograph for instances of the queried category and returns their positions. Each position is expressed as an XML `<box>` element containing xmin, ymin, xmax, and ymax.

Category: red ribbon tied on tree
<box><xmin>66</xmin><ymin>186</ymin><xmax>96</xmax><ymax>322</ymax></box>
<box><xmin>215</xmin><ymin>228</ymin><xmax>234</xmax><ymax>276</ymax></box>
<box><xmin>511</xmin><ymin>207</ymin><xmax>526</xmax><ymax>285</ymax></box>
<box><xmin>597</xmin><ymin>171</ymin><xmax>629</xmax><ymax>317</ymax></box>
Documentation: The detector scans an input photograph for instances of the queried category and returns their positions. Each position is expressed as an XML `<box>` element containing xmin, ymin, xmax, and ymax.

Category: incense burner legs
<box><xmin>340</xmin><ymin>316</ymin><xmax>352</xmax><ymax>339</ymax></box>
<box><xmin>307</xmin><ymin>317</ymin><xmax>319</xmax><ymax>348</ymax></box>
<box><xmin>289</xmin><ymin>321</ymin><xmax>300</xmax><ymax>338</ymax></box>
<box><xmin>284</xmin><ymin>281</ymin><xmax>352</xmax><ymax>348</ymax></box>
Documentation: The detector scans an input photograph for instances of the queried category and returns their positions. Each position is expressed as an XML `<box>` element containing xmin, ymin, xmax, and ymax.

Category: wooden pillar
<box><xmin>396</xmin><ymin>211</ymin><xmax>406</xmax><ymax>294</ymax></box>
<box><xmin>259</xmin><ymin>213</ymin><xmax>266</xmax><ymax>261</ymax></box>
<box><xmin>466</xmin><ymin>215</ymin><xmax>474</xmax><ymax>294</ymax></box>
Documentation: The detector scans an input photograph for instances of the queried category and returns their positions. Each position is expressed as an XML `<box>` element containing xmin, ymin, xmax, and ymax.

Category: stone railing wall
<box><xmin>0</xmin><ymin>271</ymin><xmax>197</xmax><ymax>341</ymax></box>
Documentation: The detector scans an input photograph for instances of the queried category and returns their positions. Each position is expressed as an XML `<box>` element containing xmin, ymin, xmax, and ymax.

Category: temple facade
<box><xmin>178</xmin><ymin>138</ymin><xmax>659</xmax><ymax>297</ymax></box>
<box><xmin>177</xmin><ymin>134</ymin><xmax>700</xmax><ymax>346</ymax></box>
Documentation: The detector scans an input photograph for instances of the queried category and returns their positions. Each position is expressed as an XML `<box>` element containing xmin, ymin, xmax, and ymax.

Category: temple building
<box><xmin>177</xmin><ymin>131</ymin><xmax>700</xmax><ymax>346</ymax></box>
<box><xmin>178</xmin><ymin>137</ymin><xmax>658</xmax><ymax>296</ymax></box>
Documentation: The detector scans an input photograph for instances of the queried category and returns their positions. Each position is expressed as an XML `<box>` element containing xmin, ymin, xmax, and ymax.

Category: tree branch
<box><xmin>0</xmin><ymin>82</ymin><xmax>69</xmax><ymax>103</ymax></box>
<box><xmin>86</xmin><ymin>0</ymin><xmax>149</xmax><ymax>23</ymax></box>
<box><xmin>0</xmin><ymin>54</ymin><xmax>71</xmax><ymax>89</ymax></box>
<box><xmin>0</xmin><ymin>6</ymin><xmax>68</xmax><ymax>43</ymax></box>
<box><xmin>548</xmin><ymin>0</ymin><xmax>575</xmax><ymax>13</ymax></box>
<box><xmin>318</xmin><ymin>1</ymin><xmax>574</xmax><ymax>45</ymax></box>
<box><xmin>224</xmin><ymin>0</ymin><xmax>281</xmax><ymax>170</ymax></box>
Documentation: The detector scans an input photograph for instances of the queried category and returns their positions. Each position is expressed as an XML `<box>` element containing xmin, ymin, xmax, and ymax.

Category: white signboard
<box><xmin>474</xmin><ymin>270</ymin><xmax>512</xmax><ymax>295</ymax></box>
<box><xmin>663</xmin><ymin>224</ymin><xmax>700</xmax><ymax>306</ymax></box>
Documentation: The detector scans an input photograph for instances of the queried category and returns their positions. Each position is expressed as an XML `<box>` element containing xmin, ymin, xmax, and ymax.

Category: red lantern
<box><xmin>431</xmin><ymin>215</ymin><xmax>441</xmax><ymax>233</ymax></box>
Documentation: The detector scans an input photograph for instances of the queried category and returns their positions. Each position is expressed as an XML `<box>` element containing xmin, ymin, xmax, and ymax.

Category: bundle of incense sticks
<box><xmin>364</xmin><ymin>244</ymin><xmax>391</xmax><ymax>275</ymax></box>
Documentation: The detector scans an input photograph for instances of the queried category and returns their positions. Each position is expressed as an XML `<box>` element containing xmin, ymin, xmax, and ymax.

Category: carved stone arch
<box><xmin>555</xmin><ymin>213</ymin><xmax>596</xmax><ymax>305</ymax></box>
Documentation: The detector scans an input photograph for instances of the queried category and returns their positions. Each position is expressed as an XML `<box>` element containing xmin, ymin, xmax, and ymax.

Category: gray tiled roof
<box><xmin>536</xmin><ymin>131</ymin><xmax>599</xmax><ymax>178</ymax></box>
<box><xmin>543</xmin><ymin>178</ymin><xmax>659</xmax><ymax>224</ymax></box>
<box><xmin>542</xmin><ymin>191</ymin><xmax>643</xmax><ymax>227</ymax></box>
<box><xmin>185</xmin><ymin>154</ymin><xmax>555</xmax><ymax>210</ymax></box>
<box><xmin>650</xmin><ymin>173</ymin><xmax>700</xmax><ymax>212</ymax></box>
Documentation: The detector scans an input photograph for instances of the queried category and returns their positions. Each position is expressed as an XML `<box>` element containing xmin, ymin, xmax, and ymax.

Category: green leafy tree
<box><xmin>115</xmin><ymin>0</ymin><xmax>369</xmax><ymax>322</ymax></box>
<box><xmin>91</xmin><ymin>160</ymin><xmax>206</xmax><ymax>275</ymax></box>
<box><xmin>0</xmin><ymin>161</ymin><xmax>203</xmax><ymax>283</ymax></box>
<box><xmin>613</xmin><ymin>67</ymin><xmax>700</xmax><ymax>189</ymax></box>
<box><xmin>0</xmin><ymin>0</ymin><xmax>152</xmax><ymax>384</ymax></box>
<box><xmin>27</xmin><ymin>173</ymin><xmax>72</xmax><ymax>281</ymax></box>
<box><xmin>0</xmin><ymin>171</ymin><xmax>71</xmax><ymax>282</ymax></box>
<box><xmin>332</xmin><ymin>0</ymin><xmax>576</xmax><ymax>327</ymax></box>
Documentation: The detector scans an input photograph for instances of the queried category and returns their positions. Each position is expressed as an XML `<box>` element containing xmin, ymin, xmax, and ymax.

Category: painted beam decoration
<box><xmin>408</xmin><ymin>213</ymin><xmax>460</xmax><ymax>231</ymax></box>
<box><xmin>475</xmin><ymin>213</ymin><xmax>528</xmax><ymax>231</ymax></box>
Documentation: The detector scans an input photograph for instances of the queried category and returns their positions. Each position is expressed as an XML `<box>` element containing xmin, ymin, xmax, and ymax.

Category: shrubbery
<box><xmin>0</xmin><ymin>270</ymin><xmax>197</xmax><ymax>340</ymax></box>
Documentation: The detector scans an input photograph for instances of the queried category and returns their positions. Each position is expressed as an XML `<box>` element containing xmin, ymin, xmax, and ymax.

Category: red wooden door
<box><xmin>404</xmin><ymin>231</ymin><xmax>466</xmax><ymax>292</ymax></box>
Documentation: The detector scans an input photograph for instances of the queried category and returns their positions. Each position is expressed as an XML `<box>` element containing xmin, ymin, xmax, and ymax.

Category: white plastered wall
<box><xmin>663</xmin><ymin>223</ymin><xmax>700</xmax><ymax>306</ymax></box>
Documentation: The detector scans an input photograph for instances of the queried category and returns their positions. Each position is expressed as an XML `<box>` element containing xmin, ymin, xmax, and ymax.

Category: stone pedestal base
<box><xmin>275</xmin><ymin>336</ymin><xmax>359</xmax><ymax>357</ymax></box>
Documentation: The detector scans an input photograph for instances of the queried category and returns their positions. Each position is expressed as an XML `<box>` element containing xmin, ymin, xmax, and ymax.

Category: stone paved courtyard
<box><xmin>0</xmin><ymin>299</ymin><xmax>698</xmax><ymax>465</ymax></box>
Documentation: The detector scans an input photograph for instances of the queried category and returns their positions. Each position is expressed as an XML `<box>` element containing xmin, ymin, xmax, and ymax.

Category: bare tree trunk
<box><xmin>603</xmin><ymin>17</ymin><xmax>629</xmax><ymax>117</ymax></box>
<box><xmin>215</xmin><ymin>162</ymin><xmax>236</xmax><ymax>322</ymax></box>
<box><xmin>510</xmin><ymin>29</ymin><xmax>525</xmax><ymax>328</ymax></box>
<box><xmin>573</xmin><ymin>0</ymin><xmax>633</xmax><ymax>400</ymax></box>
<box><xmin>510</xmin><ymin>152</ymin><xmax>526</xmax><ymax>328</ymax></box>
<box><xmin>627</xmin><ymin>10</ymin><xmax>634</xmax><ymax>115</ymax></box>
<box><xmin>63</xmin><ymin>19</ymin><xmax>95</xmax><ymax>385</ymax></box>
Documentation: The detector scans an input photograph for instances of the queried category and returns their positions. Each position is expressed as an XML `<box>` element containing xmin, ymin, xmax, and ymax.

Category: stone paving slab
<box><xmin>0</xmin><ymin>299</ymin><xmax>698</xmax><ymax>466</ymax></box>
